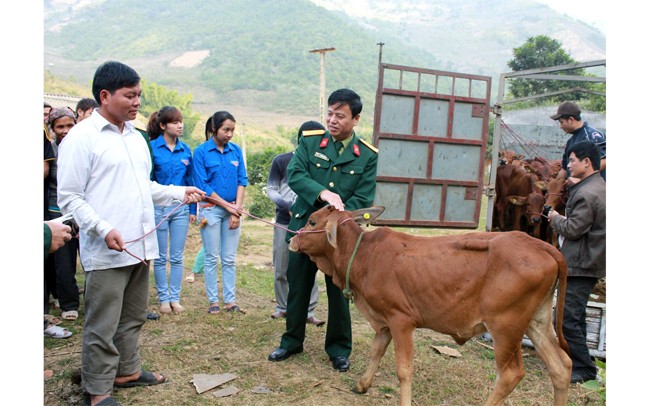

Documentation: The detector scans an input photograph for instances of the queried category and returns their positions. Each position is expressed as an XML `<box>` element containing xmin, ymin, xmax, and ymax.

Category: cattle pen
<box><xmin>486</xmin><ymin>59</ymin><xmax>606</xmax><ymax>360</ymax></box>
<box><xmin>369</xmin><ymin>58</ymin><xmax>606</xmax><ymax>360</ymax></box>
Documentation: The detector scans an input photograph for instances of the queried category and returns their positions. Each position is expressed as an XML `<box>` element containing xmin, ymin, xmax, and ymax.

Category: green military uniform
<box><xmin>280</xmin><ymin>129</ymin><xmax>378</xmax><ymax>359</ymax></box>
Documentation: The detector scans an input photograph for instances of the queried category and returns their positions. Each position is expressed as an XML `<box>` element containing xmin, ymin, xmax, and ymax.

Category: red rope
<box><xmin>500</xmin><ymin>121</ymin><xmax>552</xmax><ymax>162</ymax></box>
<box><xmin>123</xmin><ymin>200</ymin><xmax>187</xmax><ymax>265</ymax></box>
<box><xmin>123</xmin><ymin>195</ymin><xmax>349</xmax><ymax>264</ymax></box>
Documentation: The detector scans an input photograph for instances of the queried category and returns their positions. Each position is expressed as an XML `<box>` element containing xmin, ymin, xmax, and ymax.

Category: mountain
<box><xmin>310</xmin><ymin>0</ymin><xmax>604</xmax><ymax>76</ymax></box>
<box><xmin>44</xmin><ymin>0</ymin><xmax>605</xmax><ymax>127</ymax></box>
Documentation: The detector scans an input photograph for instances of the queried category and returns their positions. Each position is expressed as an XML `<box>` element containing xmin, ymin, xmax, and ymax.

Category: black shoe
<box><xmin>330</xmin><ymin>356</ymin><xmax>350</xmax><ymax>372</ymax></box>
<box><xmin>268</xmin><ymin>347</ymin><xmax>302</xmax><ymax>362</ymax></box>
<box><xmin>571</xmin><ymin>370</ymin><xmax>597</xmax><ymax>384</ymax></box>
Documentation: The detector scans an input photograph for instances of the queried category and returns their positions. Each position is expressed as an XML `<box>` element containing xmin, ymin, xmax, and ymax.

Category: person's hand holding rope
<box><xmin>184</xmin><ymin>186</ymin><xmax>206</xmax><ymax>204</ymax></box>
<box><xmin>105</xmin><ymin>229</ymin><xmax>126</xmax><ymax>252</ymax></box>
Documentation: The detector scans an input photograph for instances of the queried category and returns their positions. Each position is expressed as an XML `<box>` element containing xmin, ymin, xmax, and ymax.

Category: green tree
<box><xmin>507</xmin><ymin>35</ymin><xmax>586</xmax><ymax>102</ymax></box>
<box><xmin>246</xmin><ymin>146</ymin><xmax>289</xmax><ymax>186</ymax></box>
<box><xmin>139</xmin><ymin>80</ymin><xmax>200</xmax><ymax>137</ymax></box>
<box><xmin>245</xmin><ymin>146</ymin><xmax>292</xmax><ymax>219</ymax></box>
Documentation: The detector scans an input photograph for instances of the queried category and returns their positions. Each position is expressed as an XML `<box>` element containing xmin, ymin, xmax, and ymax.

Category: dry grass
<box><xmin>44</xmin><ymin>218</ymin><xmax>602</xmax><ymax>406</ymax></box>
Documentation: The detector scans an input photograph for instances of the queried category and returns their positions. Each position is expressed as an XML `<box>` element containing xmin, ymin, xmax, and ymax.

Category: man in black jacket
<box><xmin>548</xmin><ymin>141</ymin><xmax>605</xmax><ymax>384</ymax></box>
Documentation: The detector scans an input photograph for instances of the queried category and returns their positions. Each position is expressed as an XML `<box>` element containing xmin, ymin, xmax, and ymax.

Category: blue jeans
<box><xmin>200</xmin><ymin>206</ymin><xmax>241</xmax><ymax>305</ymax></box>
<box><xmin>153</xmin><ymin>204</ymin><xmax>190</xmax><ymax>303</ymax></box>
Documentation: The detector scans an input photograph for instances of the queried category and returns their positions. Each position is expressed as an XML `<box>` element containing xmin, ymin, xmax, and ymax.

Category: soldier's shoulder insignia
<box><xmin>302</xmin><ymin>129</ymin><xmax>326</xmax><ymax>137</ymax></box>
<box><xmin>359</xmin><ymin>138</ymin><xmax>378</xmax><ymax>153</ymax></box>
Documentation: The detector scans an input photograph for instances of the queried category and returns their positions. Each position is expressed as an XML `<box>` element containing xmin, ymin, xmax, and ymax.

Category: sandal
<box><xmin>224</xmin><ymin>305</ymin><xmax>246</xmax><ymax>314</ymax></box>
<box><xmin>208</xmin><ymin>304</ymin><xmax>220</xmax><ymax>314</ymax></box>
<box><xmin>44</xmin><ymin>324</ymin><xmax>73</xmax><ymax>339</ymax></box>
<box><xmin>62</xmin><ymin>310</ymin><xmax>78</xmax><ymax>321</ymax></box>
<box><xmin>114</xmin><ymin>369</ymin><xmax>166</xmax><ymax>388</ymax></box>
<box><xmin>82</xmin><ymin>396</ymin><xmax>122</xmax><ymax>406</ymax></box>
<box><xmin>44</xmin><ymin>314</ymin><xmax>62</xmax><ymax>326</ymax></box>
<box><xmin>185</xmin><ymin>273</ymin><xmax>195</xmax><ymax>283</ymax></box>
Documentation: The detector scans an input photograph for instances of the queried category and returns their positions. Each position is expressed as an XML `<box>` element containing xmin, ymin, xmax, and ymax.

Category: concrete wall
<box><xmin>500</xmin><ymin>106</ymin><xmax>606</xmax><ymax>161</ymax></box>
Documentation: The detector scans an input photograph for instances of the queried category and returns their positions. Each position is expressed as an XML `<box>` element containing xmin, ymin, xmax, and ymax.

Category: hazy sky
<box><xmin>535</xmin><ymin>0</ymin><xmax>607</xmax><ymax>34</ymax></box>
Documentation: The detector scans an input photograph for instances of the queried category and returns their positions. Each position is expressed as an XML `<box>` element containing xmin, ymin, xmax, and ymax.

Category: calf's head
<box><xmin>507</xmin><ymin>190</ymin><xmax>546</xmax><ymax>238</ymax></box>
<box><xmin>288</xmin><ymin>206</ymin><xmax>384</xmax><ymax>257</ymax></box>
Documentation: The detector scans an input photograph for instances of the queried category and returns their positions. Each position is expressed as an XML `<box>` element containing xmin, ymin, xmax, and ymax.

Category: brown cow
<box><xmin>498</xmin><ymin>149</ymin><xmax>524</xmax><ymax>165</ymax></box>
<box><xmin>289</xmin><ymin>206</ymin><xmax>572</xmax><ymax>406</ymax></box>
<box><xmin>525</xmin><ymin>157</ymin><xmax>554</xmax><ymax>182</ymax></box>
<box><xmin>507</xmin><ymin>187</ymin><xmax>546</xmax><ymax>239</ymax></box>
<box><xmin>543</xmin><ymin>177</ymin><xmax>569</xmax><ymax>247</ymax></box>
<box><xmin>492</xmin><ymin>163</ymin><xmax>525</xmax><ymax>231</ymax></box>
<box><xmin>494</xmin><ymin>164</ymin><xmax>546</xmax><ymax>237</ymax></box>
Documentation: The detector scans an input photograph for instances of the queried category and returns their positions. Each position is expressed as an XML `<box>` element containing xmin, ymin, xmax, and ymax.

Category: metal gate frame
<box><xmin>485</xmin><ymin>59</ymin><xmax>606</xmax><ymax>231</ymax></box>
<box><xmin>372</xmin><ymin>63</ymin><xmax>491</xmax><ymax>228</ymax></box>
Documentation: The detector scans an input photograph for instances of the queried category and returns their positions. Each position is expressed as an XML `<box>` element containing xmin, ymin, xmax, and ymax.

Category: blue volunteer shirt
<box><xmin>150</xmin><ymin>136</ymin><xmax>196</xmax><ymax>214</ymax></box>
<box><xmin>192</xmin><ymin>139</ymin><xmax>248</xmax><ymax>203</ymax></box>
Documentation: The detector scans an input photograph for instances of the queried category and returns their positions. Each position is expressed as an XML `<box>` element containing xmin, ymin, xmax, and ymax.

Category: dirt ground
<box><xmin>44</xmin><ymin>218</ymin><xmax>604</xmax><ymax>405</ymax></box>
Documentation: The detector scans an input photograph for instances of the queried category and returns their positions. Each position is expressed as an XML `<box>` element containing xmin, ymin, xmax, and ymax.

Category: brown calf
<box><xmin>543</xmin><ymin>177</ymin><xmax>570</xmax><ymax>247</ymax></box>
<box><xmin>289</xmin><ymin>206</ymin><xmax>571</xmax><ymax>406</ymax></box>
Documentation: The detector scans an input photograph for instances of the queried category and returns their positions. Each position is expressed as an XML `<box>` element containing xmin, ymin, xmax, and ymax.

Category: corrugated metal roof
<box><xmin>44</xmin><ymin>93</ymin><xmax>82</xmax><ymax>109</ymax></box>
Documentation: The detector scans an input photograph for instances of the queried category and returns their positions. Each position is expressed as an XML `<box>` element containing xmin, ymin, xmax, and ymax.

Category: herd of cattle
<box><xmin>492</xmin><ymin>150</ymin><xmax>569</xmax><ymax>248</ymax></box>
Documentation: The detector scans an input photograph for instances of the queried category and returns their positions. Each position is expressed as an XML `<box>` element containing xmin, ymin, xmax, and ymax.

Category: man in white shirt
<box><xmin>57</xmin><ymin>61</ymin><xmax>204</xmax><ymax>406</ymax></box>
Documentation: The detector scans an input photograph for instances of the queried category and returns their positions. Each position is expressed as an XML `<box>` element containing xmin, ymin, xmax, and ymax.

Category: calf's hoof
<box><xmin>354</xmin><ymin>382</ymin><xmax>369</xmax><ymax>394</ymax></box>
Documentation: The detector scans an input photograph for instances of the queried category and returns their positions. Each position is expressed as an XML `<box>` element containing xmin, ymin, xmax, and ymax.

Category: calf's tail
<box><xmin>549</xmin><ymin>246</ymin><xmax>570</xmax><ymax>355</ymax></box>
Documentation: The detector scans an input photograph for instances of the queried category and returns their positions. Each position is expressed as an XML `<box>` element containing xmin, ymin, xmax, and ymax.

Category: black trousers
<box><xmin>45</xmin><ymin>237</ymin><xmax>80</xmax><ymax>312</ymax></box>
<box><xmin>280</xmin><ymin>251</ymin><xmax>352</xmax><ymax>358</ymax></box>
<box><xmin>44</xmin><ymin>255</ymin><xmax>57</xmax><ymax>314</ymax></box>
<box><xmin>562</xmin><ymin>276</ymin><xmax>598</xmax><ymax>375</ymax></box>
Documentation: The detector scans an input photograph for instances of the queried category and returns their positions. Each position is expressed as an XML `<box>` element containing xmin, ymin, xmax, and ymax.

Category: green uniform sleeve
<box><xmin>44</xmin><ymin>223</ymin><xmax>52</xmax><ymax>259</ymax></box>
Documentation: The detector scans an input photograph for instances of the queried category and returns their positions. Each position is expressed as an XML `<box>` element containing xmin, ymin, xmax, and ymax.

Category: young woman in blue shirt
<box><xmin>147</xmin><ymin>106</ymin><xmax>196</xmax><ymax>314</ymax></box>
<box><xmin>192</xmin><ymin>111</ymin><xmax>248</xmax><ymax>314</ymax></box>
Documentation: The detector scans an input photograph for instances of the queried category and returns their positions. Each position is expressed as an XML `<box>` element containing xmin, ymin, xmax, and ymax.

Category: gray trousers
<box><xmin>273</xmin><ymin>226</ymin><xmax>318</xmax><ymax>317</ymax></box>
<box><xmin>81</xmin><ymin>262</ymin><xmax>149</xmax><ymax>396</ymax></box>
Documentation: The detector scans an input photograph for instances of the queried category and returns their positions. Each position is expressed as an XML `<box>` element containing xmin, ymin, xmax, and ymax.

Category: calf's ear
<box><xmin>325</xmin><ymin>219</ymin><xmax>338</xmax><ymax>249</ymax></box>
<box><xmin>351</xmin><ymin>206</ymin><xmax>385</xmax><ymax>225</ymax></box>
<box><xmin>507</xmin><ymin>196</ymin><xmax>526</xmax><ymax>206</ymax></box>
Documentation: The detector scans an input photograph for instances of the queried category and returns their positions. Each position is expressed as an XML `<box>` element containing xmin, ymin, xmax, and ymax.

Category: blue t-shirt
<box><xmin>563</xmin><ymin>122</ymin><xmax>606</xmax><ymax>181</ymax></box>
<box><xmin>193</xmin><ymin>139</ymin><xmax>248</xmax><ymax>202</ymax></box>
<box><xmin>150</xmin><ymin>136</ymin><xmax>196</xmax><ymax>213</ymax></box>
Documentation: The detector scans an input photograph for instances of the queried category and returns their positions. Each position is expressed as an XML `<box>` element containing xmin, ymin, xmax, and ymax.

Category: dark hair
<box><xmin>297</xmin><ymin>120</ymin><xmax>325</xmax><ymax>144</ymax></box>
<box><xmin>204</xmin><ymin>116</ymin><xmax>213</xmax><ymax>141</ymax></box>
<box><xmin>560</xmin><ymin>113</ymin><xmax>582</xmax><ymax>121</ymax></box>
<box><xmin>328</xmin><ymin>88</ymin><xmax>362</xmax><ymax>117</ymax></box>
<box><xmin>567</xmin><ymin>141</ymin><xmax>600</xmax><ymax>171</ymax></box>
<box><xmin>146</xmin><ymin>106</ymin><xmax>183</xmax><ymax>140</ymax></box>
<box><xmin>210</xmin><ymin>111</ymin><xmax>236</xmax><ymax>135</ymax></box>
<box><xmin>44</xmin><ymin>102</ymin><xmax>52</xmax><ymax>108</ymax></box>
<box><xmin>76</xmin><ymin>98</ymin><xmax>99</xmax><ymax>114</ymax></box>
<box><xmin>92</xmin><ymin>61</ymin><xmax>140</xmax><ymax>104</ymax></box>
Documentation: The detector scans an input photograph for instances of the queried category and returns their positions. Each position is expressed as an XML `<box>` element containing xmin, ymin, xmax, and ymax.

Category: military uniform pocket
<box><xmin>309</xmin><ymin>155</ymin><xmax>331</xmax><ymax>170</ymax></box>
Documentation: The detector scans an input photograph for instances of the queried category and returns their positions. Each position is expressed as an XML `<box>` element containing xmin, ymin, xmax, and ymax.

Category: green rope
<box><xmin>342</xmin><ymin>230</ymin><xmax>364</xmax><ymax>303</ymax></box>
